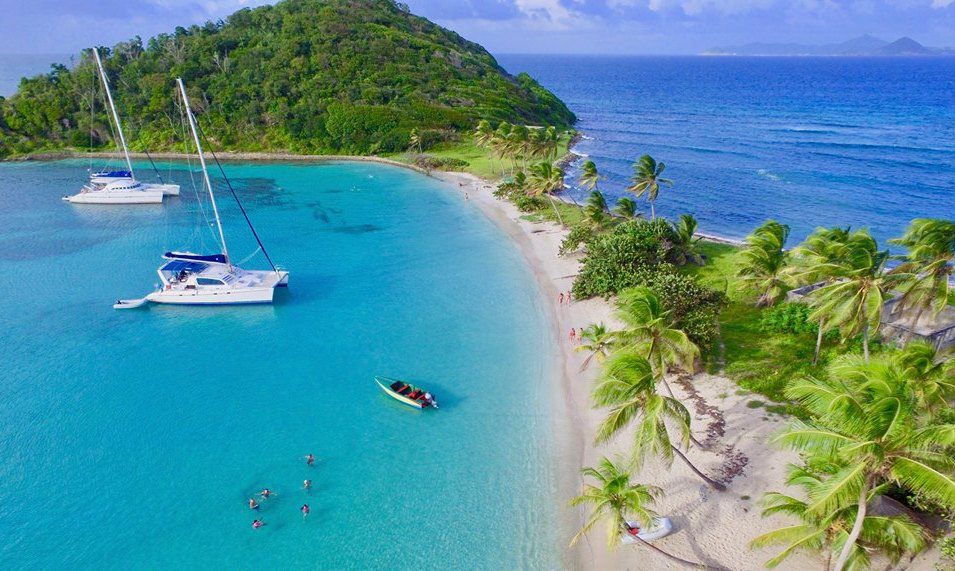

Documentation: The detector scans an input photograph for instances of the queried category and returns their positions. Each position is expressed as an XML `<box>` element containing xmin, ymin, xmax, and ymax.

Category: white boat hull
<box><xmin>145</xmin><ymin>183</ymin><xmax>180</xmax><ymax>196</ymax></box>
<box><xmin>64</xmin><ymin>189</ymin><xmax>163</xmax><ymax>204</ymax></box>
<box><xmin>144</xmin><ymin>270</ymin><xmax>288</xmax><ymax>305</ymax></box>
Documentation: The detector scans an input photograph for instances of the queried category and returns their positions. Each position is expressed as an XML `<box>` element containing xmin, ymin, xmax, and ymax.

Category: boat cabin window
<box><xmin>196</xmin><ymin>278</ymin><xmax>226</xmax><ymax>286</ymax></box>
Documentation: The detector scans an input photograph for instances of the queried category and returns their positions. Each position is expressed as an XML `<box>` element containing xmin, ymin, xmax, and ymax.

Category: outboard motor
<box><xmin>424</xmin><ymin>392</ymin><xmax>438</xmax><ymax>409</ymax></box>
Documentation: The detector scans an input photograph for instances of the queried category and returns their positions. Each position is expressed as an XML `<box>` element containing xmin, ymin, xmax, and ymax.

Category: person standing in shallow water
<box><xmin>305</xmin><ymin>453</ymin><xmax>315</xmax><ymax>467</ymax></box>
<box><xmin>301</xmin><ymin>504</ymin><xmax>310</xmax><ymax>519</ymax></box>
<box><xmin>248</xmin><ymin>498</ymin><xmax>259</xmax><ymax>510</ymax></box>
<box><xmin>304</xmin><ymin>479</ymin><xmax>311</xmax><ymax>493</ymax></box>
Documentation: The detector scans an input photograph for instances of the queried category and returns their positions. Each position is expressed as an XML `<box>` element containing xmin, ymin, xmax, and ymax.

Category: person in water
<box><xmin>252</xmin><ymin>519</ymin><xmax>264</xmax><ymax>529</ymax></box>
<box><xmin>260</xmin><ymin>488</ymin><xmax>274</xmax><ymax>499</ymax></box>
<box><xmin>248</xmin><ymin>498</ymin><xmax>259</xmax><ymax>510</ymax></box>
<box><xmin>304</xmin><ymin>479</ymin><xmax>311</xmax><ymax>492</ymax></box>
<box><xmin>301</xmin><ymin>504</ymin><xmax>310</xmax><ymax>519</ymax></box>
<box><xmin>305</xmin><ymin>453</ymin><xmax>315</xmax><ymax>467</ymax></box>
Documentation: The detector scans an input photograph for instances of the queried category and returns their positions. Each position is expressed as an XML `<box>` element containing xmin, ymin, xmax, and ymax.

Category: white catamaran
<box><xmin>64</xmin><ymin>48</ymin><xmax>178</xmax><ymax>204</ymax></box>
<box><xmin>115</xmin><ymin>78</ymin><xmax>288</xmax><ymax>308</ymax></box>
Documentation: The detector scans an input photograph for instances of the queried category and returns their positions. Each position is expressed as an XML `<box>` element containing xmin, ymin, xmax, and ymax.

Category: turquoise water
<box><xmin>0</xmin><ymin>160</ymin><xmax>558</xmax><ymax>569</ymax></box>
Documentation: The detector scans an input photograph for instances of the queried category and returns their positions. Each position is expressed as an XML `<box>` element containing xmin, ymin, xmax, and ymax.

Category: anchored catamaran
<box><xmin>64</xmin><ymin>48</ymin><xmax>178</xmax><ymax>204</ymax></box>
<box><xmin>118</xmin><ymin>78</ymin><xmax>288</xmax><ymax>307</ymax></box>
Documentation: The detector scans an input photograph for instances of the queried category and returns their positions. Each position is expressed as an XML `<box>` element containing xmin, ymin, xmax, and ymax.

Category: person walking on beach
<box><xmin>301</xmin><ymin>504</ymin><xmax>310</xmax><ymax>519</ymax></box>
<box><xmin>248</xmin><ymin>498</ymin><xmax>259</xmax><ymax>510</ymax></box>
<box><xmin>578</xmin><ymin>328</ymin><xmax>584</xmax><ymax>344</ymax></box>
<box><xmin>558</xmin><ymin>292</ymin><xmax>564</xmax><ymax>305</ymax></box>
<box><xmin>305</xmin><ymin>453</ymin><xmax>315</xmax><ymax>467</ymax></box>
<box><xmin>569</xmin><ymin>328</ymin><xmax>576</xmax><ymax>342</ymax></box>
<box><xmin>566</xmin><ymin>291</ymin><xmax>572</xmax><ymax>304</ymax></box>
<box><xmin>304</xmin><ymin>479</ymin><xmax>311</xmax><ymax>492</ymax></box>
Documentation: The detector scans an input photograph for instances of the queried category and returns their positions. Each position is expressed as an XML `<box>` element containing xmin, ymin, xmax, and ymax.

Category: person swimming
<box><xmin>248</xmin><ymin>497</ymin><xmax>259</xmax><ymax>510</ymax></box>
<box><xmin>252</xmin><ymin>519</ymin><xmax>264</xmax><ymax>529</ymax></box>
<box><xmin>305</xmin><ymin>453</ymin><xmax>315</xmax><ymax>467</ymax></box>
<box><xmin>260</xmin><ymin>488</ymin><xmax>274</xmax><ymax>499</ymax></box>
<box><xmin>304</xmin><ymin>479</ymin><xmax>311</xmax><ymax>492</ymax></box>
<box><xmin>301</xmin><ymin>504</ymin><xmax>310</xmax><ymax>519</ymax></box>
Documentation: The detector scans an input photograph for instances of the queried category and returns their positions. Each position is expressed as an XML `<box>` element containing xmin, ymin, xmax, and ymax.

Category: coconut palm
<box><xmin>576</xmin><ymin>322</ymin><xmax>616</xmax><ymax>371</ymax></box>
<box><xmin>527</xmin><ymin>161</ymin><xmax>566</xmax><ymax>225</ymax></box>
<box><xmin>545</xmin><ymin>125</ymin><xmax>559</xmax><ymax>160</ymax></box>
<box><xmin>776</xmin><ymin>354</ymin><xmax>955</xmax><ymax>571</ymax></box>
<box><xmin>579</xmin><ymin>160</ymin><xmax>600</xmax><ymax>192</ymax></box>
<box><xmin>615</xmin><ymin>196</ymin><xmax>638</xmax><ymax>219</ymax></box>
<box><xmin>669</xmin><ymin>214</ymin><xmax>703</xmax><ymax>266</ymax></box>
<box><xmin>889</xmin><ymin>342</ymin><xmax>955</xmax><ymax>412</ymax></box>
<box><xmin>585</xmin><ymin>190</ymin><xmax>610</xmax><ymax>227</ymax></box>
<box><xmin>473</xmin><ymin>119</ymin><xmax>493</xmax><ymax>149</ymax></box>
<box><xmin>408</xmin><ymin>127</ymin><xmax>421</xmax><ymax>154</ymax></box>
<box><xmin>570</xmin><ymin>456</ymin><xmax>708</xmax><ymax>568</ymax></box>
<box><xmin>491</xmin><ymin>121</ymin><xmax>513</xmax><ymax>176</ymax></box>
<box><xmin>737</xmin><ymin>220</ymin><xmax>791</xmax><ymax>307</ymax></box>
<box><xmin>807</xmin><ymin>230</ymin><xmax>899</xmax><ymax>362</ymax></box>
<box><xmin>509</xmin><ymin>124</ymin><xmax>531</xmax><ymax>170</ymax></box>
<box><xmin>788</xmin><ymin>226</ymin><xmax>852</xmax><ymax>364</ymax></box>
<box><xmin>613</xmin><ymin>287</ymin><xmax>700</xmax><ymax>398</ymax></box>
<box><xmin>593</xmin><ymin>350</ymin><xmax>724</xmax><ymax>490</ymax></box>
<box><xmin>751</xmin><ymin>464</ymin><xmax>927</xmax><ymax>570</ymax></box>
<box><xmin>889</xmin><ymin>218</ymin><xmax>955</xmax><ymax>327</ymax></box>
<box><xmin>627</xmin><ymin>154</ymin><xmax>672</xmax><ymax>220</ymax></box>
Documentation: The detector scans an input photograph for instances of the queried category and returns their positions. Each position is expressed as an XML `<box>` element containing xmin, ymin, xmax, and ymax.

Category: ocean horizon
<box><xmin>497</xmin><ymin>54</ymin><xmax>955</xmax><ymax>247</ymax></box>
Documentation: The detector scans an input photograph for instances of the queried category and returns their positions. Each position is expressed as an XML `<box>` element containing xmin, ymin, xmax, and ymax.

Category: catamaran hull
<box><xmin>146</xmin><ymin>286</ymin><xmax>276</xmax><ymax>305</ymax></box>
<box><xmin>64</xmin><ymin>190</ymin><xmax>163</xmax><ymax>204</ymax></box>
<box><xmin>145</xmin><ymin>183</ymin><xmax>180</xmax><ymax>196</ymax></box>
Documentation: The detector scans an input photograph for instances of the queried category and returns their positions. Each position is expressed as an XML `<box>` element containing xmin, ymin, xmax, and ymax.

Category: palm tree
<box><xmin>585</xmin><ymin>190</ymin><xmax>610</xmax><ymax>228</ymax></box>
<box><xmin>776</xmin><ymin>354</ymin><xmax>955</xmax><ymax>571</ymax></box>
<box><xmin>615</xmin><ymin>196</ymin><xmax>638</xmax><ymax>219</ymax></box>
<box><xmin>491</xmin><ymin>121</ymin><xmax>513</xmax><ymax>176</ymax></box>
<box><xmin>528</xmin><ymin>161</ymin><xmax>566</xmax><ymax>225</ymax></box>
<box><xmin>545</xmin><ymin>125</ymin><xmax>559</xmax><ymax>160</ymax></box>
<box><xmin>473</xmin><ymin>119</ymin><xmax>493</xmax><ymax>149</ymax></box>
<box><xmin>751</xmin><ymin>464</ymin><xmax>927</xmax><ymax>570</ymax></box>
<box><xmin>575</xmin><ymin>322</ymin><xmax>616</xmax><ymax>370</ymax></box>
<box><xmin>627</xmin><ymin>154</ymin><xmax>672</xmax><ymax>220</ymax></box>
<box><xmin>509</xmin><ymin>124</ymin><xmax>531</xmax><ymax>171</ymax></box>
<box><xmin>788</xmin><ymin>226</ymin><xmax>852</xmax><ymax>365</ymax></box>
<box><xmin>669</xmin><ymin>214</ymin><xmax>703</xmax><ymax>266</ymax></box>
<box><xmin>889</xmin><ymin>342</ymin><xmax>955</xmax><ymax>412</ymax></box>
<box><xmin>613</xmin><ymin>287</ymin><xmax>700</xmax><ymax>399</ymax></box>
<box><xmin>807</xmin><ymin>230</ymin><xmax>899</xmax><ymax>362</ymax></box>
<box><xmin>737</xmin><ymin>220</ymin><xmax>791</xmax><ymax>307</ymax></box>
<box><xmin>570</xmin><ymin>456</ymin><xmax>708</xmax><ymax>568</ymax></box>
<box><xmin>408</xmin><ymin>127</ymin><xmax>421</xmax><ymax>154</ymax></box>
<box><xmin>889</xmin><ymin>218</ymin><xmax>955</xmax><ymax>327</ymax></box>
<box><xmin>579</xmin><ymin>160</ymin><xmax>600</xmax><ymax>193</ymax></box>
<box><xmin>593</xmin><ymin>350</ymin><xmax>724</xmax><ymax>490</ymax></box>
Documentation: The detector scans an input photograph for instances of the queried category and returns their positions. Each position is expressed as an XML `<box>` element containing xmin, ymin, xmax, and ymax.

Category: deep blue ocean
<box><xmin>0</xmin><ymin>160</ymin><xmax>558</xmax><ymax>569</ymax></box>
<box><xmin>497</xmin><ymin>55</ymin><xmax>955</xmax><ymax>245</ymax></box>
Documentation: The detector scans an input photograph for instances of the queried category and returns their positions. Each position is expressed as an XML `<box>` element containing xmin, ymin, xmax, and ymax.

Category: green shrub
<box><xmin>572</xmin><ymin>219</ymin><xmax>674</xmax><ymax>298</ymax></box>
<box><xmin>760</xmin><ymin>303</ymin><xmax>816</xmax><ymax>334</ymax></box>
<box><xmin>559</xmin><ymin>224</ymin><xmax>595</xmax><ymax>255</ymax></box>
<box><xmin>645</xmin><ymin>272</ymin><xmax>726</xmax><ymax>351</ymax></box>
<box><xmin>513</xmin><ymin>193</ymin><xmax>545</xmax><ymax>213</ymax></box>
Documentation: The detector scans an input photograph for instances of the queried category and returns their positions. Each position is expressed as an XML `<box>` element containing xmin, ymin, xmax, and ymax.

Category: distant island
<box><xmin>704</xmin><ymin>34</ymin><xmax>955</xmax><ymax>56</ymax></box>
<box><xmin>0</xmin><ymin>0</ymin><xmax>574</xmax><ymax>158</ymax></box>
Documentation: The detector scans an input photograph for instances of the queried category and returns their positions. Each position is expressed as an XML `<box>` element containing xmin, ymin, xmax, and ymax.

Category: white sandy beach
<box><xmin>434</xmin><ymin>170</ymin><xmax>941</xmax><ymax>571</ymax></box>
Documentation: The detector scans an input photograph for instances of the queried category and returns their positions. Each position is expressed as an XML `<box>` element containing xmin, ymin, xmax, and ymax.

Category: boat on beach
<box><xmin>375</xmin><ymin>376</ymin><xmax>438</xmax><ymax>409</ymax></box>
<box><xmin>621</xmin><ymin>517</ymin><xmax>673</xmax><ymax>544</ymax></box>
<box><xmin>116</xmin><ymin>78</ymin><xmax>288</xmax><ymax>308</ymax></box>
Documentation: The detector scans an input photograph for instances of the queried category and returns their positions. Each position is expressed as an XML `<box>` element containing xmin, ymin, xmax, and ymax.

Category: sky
<box><xmin>0</xmin><ymin>0</ymin><xmax>953</xmax><ymax>55</ymax></box>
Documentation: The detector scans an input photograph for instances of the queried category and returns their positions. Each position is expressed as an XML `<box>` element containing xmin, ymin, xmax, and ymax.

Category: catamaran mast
<box><xmin>176</xmin><ymin>78</ymin><xmax>230</xmax><ymax>265</ymax></box>
<box><xmin>92</xmin><ymin>48</ymin><xmax>134</xmax><ymax>178</ymax></box>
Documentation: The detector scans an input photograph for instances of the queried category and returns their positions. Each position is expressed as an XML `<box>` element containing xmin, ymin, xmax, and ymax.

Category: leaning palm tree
<box><xmin>751</xmin><ymin>464</ymin><xmax>927</xmax><ymax>570</ymax></box>
<box><xmin>585</xmin><ymin>190</ymin><xmax>610</xmax><ymax>228</ymax></box>
<box><xmin>473</xmin><ymin>119</ymin><xmax>493</xmax><ymax>149</ymax></box>
<box><xmin>808</xmin><ymin>230</ymin><xmax>900</xmax><ymax>362</ymax></box>
<box><xmin>627</xmin><ymin>154</ymin><xmax>672</xmax><ymax>220</ymax></box>
<box><xmin>776</xmin><ymin>354</ymin><xmax>955</xmax><ymax>571</ymax></box>
<box><xmin>576</xmin><ymin>322</ymin><xmax>616</xmax><ymax>370</ymax></box>
<box><xmin>787</xmin><ymin>226</ymin><xmax>852</xmax><ymax>364</ymax></box>
<box><xmin>579</xmin><ymin>160</ymin><xmax>600</xmax><ymax>192</ymax></box>
<box><xmin>615</xmin><ymin>196</ymin><xmax>638</xmax><ymax>219</ymax></box>
<box><xmin>491</xmin><ymin>121</ymin><xmax>513</xmax><ymax>176</ymax></box>
<box><xmin>889</xmin><ymin>342</ymin><xmax>955</xmax><ymax>412</ymax></box>
<box><xmin>527</xmin><ymin>161</ymin><xmax>566</xmax><ymax>225</ymax></box>
<box><xmin>737</xmin><ymin>220</ymin><xmax>791</xmax><ymax>307</ymax></box>
<box><xmin>509</xmin><ymin>124</ymin><xmax>531</xmax><ymax>171</ymax></box>
<box><xmin>570</xmin><ymin>456</ymin><xmax>707</xmax><ymax>567</ymax></box>
<box><xmin>545</xmin><ymin>125</ymin><xmax>560</xmax><ymax>160</ymax></box>
<box><xmin>669</xmin><ymin>214</ymin><xmax>703</xmax><ymax>266</ymax></box>
<box><xmin>408</xmin><ymin>127</ymin><xmax>422</xmax><ymax>154</ymax></box>
<box><xmin>593</xmin><ymin>350</ymin><xmax>724</xmax><ymax>490</ymax></box>
<box><xmin>889</xmin><ymin>218</ymin><xmax>955</xmax><ymax>327</ymax></box>
<box><xmin>613</xmin><ymin>287</ymin><xmax>700</xmax><ymax>398</ymax></box>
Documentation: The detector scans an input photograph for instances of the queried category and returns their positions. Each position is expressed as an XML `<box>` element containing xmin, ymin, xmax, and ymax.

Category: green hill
<box><xmin>0</xmin><ymin>0</ymin><xmax>574</xmax><ymax>158</ymax></box>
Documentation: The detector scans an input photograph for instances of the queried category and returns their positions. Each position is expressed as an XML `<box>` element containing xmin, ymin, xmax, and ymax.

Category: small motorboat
<box><xmin>621</xmin><ymin>517</ymin><xmax>673</xmax><ymax>544</ymax></box>
<box><xmin>375</xmin><ymin>376</ymin><xmax>438</xmax><ymax>409</ymax></box>
<box><xmin>113</xmin><ymin>298</ymin><xmax>148</xmax><ymax>310</ymax></box>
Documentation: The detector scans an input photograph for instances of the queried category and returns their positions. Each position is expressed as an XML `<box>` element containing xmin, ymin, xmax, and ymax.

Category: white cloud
<box><xmin>930</xmin><ymin>0</ymin><xmax>953</xmax><ymax>7</ymax></box>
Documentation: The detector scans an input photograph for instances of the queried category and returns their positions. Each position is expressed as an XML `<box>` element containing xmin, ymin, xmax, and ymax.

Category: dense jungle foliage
<box><xmin>0</xmin><ymin>0</ymin><xmax>575</xmax><ymax>157</ymax></box>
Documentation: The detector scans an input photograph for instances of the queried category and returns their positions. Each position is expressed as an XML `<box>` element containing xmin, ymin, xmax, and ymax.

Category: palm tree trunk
<box><xmin>813</xmin><ymin>318</ymin><xmax>825</xmax><ymax>365</ymax></box>
<box><xmin>547</xmin><ymin>196</ymin><xmax>564</xmax><ymax>226</ymax></box>
<box><xmin>832</xmin><ymin>479</ymin><xmax>870</xmax><ymax>571</ymax></box>
<box><xmin>635</xmin><ymin>535</ymin><xmax>709</xmax><ymax>569</ymax></box>
<box><xmin>670</xmin><ymin>444</ymin><xmax>725</xmax><ymax>490</ymax></box>
<box><xmin>862</xmin><ymin>324</ymin><xmax>870</xmax><ymax>363</ymax></box>
<box><xmin>650</xmin><ymin>201</ymin><xmax>656</xmax><ymax>220</ymax></box>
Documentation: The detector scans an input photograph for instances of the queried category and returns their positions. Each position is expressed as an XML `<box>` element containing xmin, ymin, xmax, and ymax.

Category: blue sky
<box><xmin>2</xmin><ymin>0</ymin><xmax>953</xmax><ymax>55</ymax></box>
